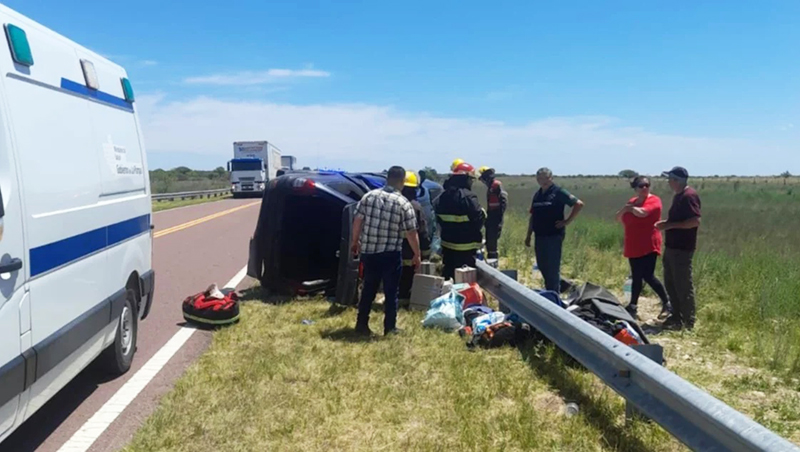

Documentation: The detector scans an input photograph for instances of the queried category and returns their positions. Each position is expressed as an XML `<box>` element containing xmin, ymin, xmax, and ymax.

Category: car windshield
<box><xmin>231</xmin><ymin>160</ymin><xmax>262</xmax><ymax>171</ymax></box>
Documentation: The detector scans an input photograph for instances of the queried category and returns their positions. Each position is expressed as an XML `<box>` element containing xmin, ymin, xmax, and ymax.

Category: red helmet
<box><xmin>452</xmin><ymin>162</ymin><xmax>476</xmax><ymax>177</ymax></box>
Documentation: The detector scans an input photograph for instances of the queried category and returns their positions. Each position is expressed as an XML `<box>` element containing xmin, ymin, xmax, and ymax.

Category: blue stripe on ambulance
<box><xmin>29</xmin><ymin>215</ymin><xmax>150</xmax><ymax>277</ymax></box>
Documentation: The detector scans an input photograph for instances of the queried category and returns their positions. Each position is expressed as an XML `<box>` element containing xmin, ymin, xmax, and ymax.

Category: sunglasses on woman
<box><xmin>635</xmin><ymin>184</ymin><xmax>650</xmax><ymax>189</ymax></box>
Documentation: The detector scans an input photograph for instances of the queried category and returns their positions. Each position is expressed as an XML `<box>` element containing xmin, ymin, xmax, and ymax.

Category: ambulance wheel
<box><xmin>99</xmin><ymin>289</ymin><xmax>138</xmax><ymax>375</ymax></box>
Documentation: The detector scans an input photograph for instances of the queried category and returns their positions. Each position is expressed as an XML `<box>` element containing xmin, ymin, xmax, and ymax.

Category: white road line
<box><xmin>57</xmin><ymin>265</ymin><xmax>249</xmax><ymax>452</ymax></box>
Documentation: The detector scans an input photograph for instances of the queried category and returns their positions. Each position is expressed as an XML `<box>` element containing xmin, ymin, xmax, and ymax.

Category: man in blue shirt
<box><xmin>524</xmin><ymin>168</ymin><xmax>584</xmax><ymax>292</ymax></box>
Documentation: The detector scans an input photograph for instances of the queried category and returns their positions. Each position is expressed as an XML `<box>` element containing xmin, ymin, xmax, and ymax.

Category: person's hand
<box><xmin>524</xmin><ymin>235</ymin><xmax>531</xmax><ymax>247</ymax></box>
<box><xmin>351</xmin><ymin>241</ymin><xmax>360</xmax><ymax>257</ymax></box>
<box><xmin>655</xmin><ymin>220</ymin><xmax>668</xmax><ymax>231</ymax></box>
<box><xmin>412</xmin><ymin>254</ymin><xmax>422</xmax><ymax>268</ymax></box>
<box><xmin>555</xmin><ymin>220</ymin><xmax>569</xmax><ymax>229</ymax></box>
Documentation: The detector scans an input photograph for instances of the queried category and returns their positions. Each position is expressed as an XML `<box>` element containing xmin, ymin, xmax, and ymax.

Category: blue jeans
<box><xmin>535</xmin><ymin>235</ymin><xmax>563</xmax><ymax>292</ymax></box>
<box><xmin>357</xmin><ymin>251</ymin><xmax>402</xmax><ymax>333</ymax></box>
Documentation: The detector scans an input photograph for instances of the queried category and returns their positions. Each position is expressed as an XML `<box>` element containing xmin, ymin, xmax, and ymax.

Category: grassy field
<box><xmin>151</xmin><ymin>193</ymin><xmax>232</xmax><ymax>212</ymax></box>
<box><xmin>125</xmin><ymin>297</ymin><xmax>685</xmax><ymax>452</ymax></box>
<box><xmin>124</xmin><ymin>296</ymin><xmax>800</xmax><ymax>451</ymax></box>
<box><xmin>488</xmin><ymin>175</ymin><xmax>800</xmax><ymax>375</ymax></box>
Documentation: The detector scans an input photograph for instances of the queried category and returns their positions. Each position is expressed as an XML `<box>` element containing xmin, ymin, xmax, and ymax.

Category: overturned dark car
<box><xmin>247</xmin><ymin>170</ymin><xmax>442</xmax><ymax>304</ymax></box>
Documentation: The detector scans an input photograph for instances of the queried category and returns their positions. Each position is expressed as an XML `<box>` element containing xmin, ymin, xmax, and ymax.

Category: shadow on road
<box><xmin>2</xmin><ymin>365</ymin><xmax>118</xmax><ymax>452</ymax></box>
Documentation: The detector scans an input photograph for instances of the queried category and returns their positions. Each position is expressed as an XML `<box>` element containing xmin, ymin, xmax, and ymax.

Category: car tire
<box><xmin>98</xmin><ymin>289</ymin><xmax>138</xmax><ymax>375</ymax></box>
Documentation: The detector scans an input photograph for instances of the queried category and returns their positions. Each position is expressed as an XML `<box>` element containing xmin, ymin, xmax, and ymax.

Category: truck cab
<box><xmin>229</xmin><ymin>158</ymin><xmax>266</xmax><ymax>198</ymax></box>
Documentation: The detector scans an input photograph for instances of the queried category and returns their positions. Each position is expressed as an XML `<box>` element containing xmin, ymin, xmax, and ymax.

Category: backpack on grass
<box><xmin>182</xmin><ymin>286</ymin><xmax>240</xmax><ymax>327</ymax></box>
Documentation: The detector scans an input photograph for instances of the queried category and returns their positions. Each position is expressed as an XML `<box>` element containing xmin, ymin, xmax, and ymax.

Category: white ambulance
<box><xmin>0</xmin><ymin>5</ymin><xmax>154</xmax><ymax>442</ymax></box>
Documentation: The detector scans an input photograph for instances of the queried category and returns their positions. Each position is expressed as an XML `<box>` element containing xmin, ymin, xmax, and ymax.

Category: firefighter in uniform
<box><xmin>479</xmin><ymin>166</ymin><xmax>508</xmax><ymax>260</ymax></box>
<box><xmin>434</xmin><ymin>162</ymin><xmax>486</xmax><ymax>280</ymax></box>
<box><xmin>399</xmin><ymin>171</ymin><xmax>431</xmax><ymax>302</ymax></box>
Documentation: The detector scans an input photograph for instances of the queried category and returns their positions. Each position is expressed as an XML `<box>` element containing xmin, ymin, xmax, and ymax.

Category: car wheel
<box><xmin>98</xmin><ymin>289</ymin><xmax>138</xmax><ymax>375</ymax></box>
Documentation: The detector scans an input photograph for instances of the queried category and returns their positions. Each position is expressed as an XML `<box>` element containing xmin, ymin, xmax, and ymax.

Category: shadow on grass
<box><xmin>237</xmin><ymin>286</ymin><xmax>293</xmax><ymax>305</ymax></box>
<box><xmin>518</xmin><ymin>343</ymin><xmax>658</xmax><ymax>452</ymax></box>
<box><xmin>319</xmin><ymin>327</ymin><xmax>378</xmax><ymax>343</ymax></box>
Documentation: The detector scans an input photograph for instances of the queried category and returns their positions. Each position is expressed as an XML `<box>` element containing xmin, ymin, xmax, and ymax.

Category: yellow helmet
<box><xmin>479</xmin><ymin>166</ymin><xmax>491</xmax><ymax>175</ymax></box>
<box><xmin>404</xmin><ymin>170</ymin><xmax>419</xmax><ymax>187</ymax></box>
<box><xmin>450</xmin><ymin>158</ymin><xmax>465</xmax><ymax>172</ymax></box>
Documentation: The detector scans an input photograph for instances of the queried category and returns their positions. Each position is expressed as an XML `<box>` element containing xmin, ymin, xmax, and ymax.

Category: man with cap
<box><xmin>656</xmin><ymin>166</ymin><xmax>702</xmax><ymax>330</ymax></box>
<box><xmin>479</xmin><ymin>166</ymin><xmax>508</xmax><ymax>260</ymax></box>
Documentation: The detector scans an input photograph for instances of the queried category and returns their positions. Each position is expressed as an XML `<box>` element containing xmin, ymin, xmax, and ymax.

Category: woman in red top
<box><xmin>616</xmin><ymin>176</ymin><xmax>672</xmax><ymax>319</ymax></box>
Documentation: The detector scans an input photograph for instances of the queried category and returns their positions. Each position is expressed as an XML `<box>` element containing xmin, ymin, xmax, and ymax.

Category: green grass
<box><xmin>151</xmin><ymin>194</ymin><xmax>232</xmax><ymax>212</ymax></box>
<box><xmin>124</xmin><ymin>297</ymin><xmax>688</xmax><ymax>452</ymax></box>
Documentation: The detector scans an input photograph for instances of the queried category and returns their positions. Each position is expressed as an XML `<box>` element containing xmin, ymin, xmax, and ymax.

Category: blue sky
<box><xmin>7</xmin><ymin>0</ymin><xmax>799</xmax><ymax>174</ymax></box>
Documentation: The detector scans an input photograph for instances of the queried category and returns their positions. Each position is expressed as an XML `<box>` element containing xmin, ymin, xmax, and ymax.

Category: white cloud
<box><xmin>183</xmin><ymin>69</ymin><xmax>331</xmax><ymax>86</ymax></box>
<box><xmin>137</xmin><ymin>94</ymin><xmax>797</xmax><ymax>175</ymax></box>
<box><xmin>140</xmin><ymin>60</ymin><xmax>158</xmax><ymax>67</ymax></box>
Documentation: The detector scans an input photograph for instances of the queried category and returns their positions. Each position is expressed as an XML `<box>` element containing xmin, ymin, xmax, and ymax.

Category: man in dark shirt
<box><xmin>524</xmin><ymin>168</ymin><xmax>584</xmax><ymax>292</ymax></box>
<box><xmin>656</xmin><ymin>166</ymin><xmax>702</xmax><ymax>330</ymax></box>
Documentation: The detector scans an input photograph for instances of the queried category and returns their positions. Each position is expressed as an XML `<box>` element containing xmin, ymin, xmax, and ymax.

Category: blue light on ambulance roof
<box><xmin>4</xmin><ymin>23</ymin><xmax>34</xmax><ymax>66</ymax></box>
<box><xmin>121</xmin><ymin>78</ymin><xmax>135</xmax><ymax>102</ymax></box>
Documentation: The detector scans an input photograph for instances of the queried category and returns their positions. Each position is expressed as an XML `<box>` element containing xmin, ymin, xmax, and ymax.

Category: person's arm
<box><xmin>656</xmin><ymin>195</ymin><xmax>700</xmax><ymax>230</ymax></box>
<box><xmin>499</xmin><ymin>185</ymin><xmax>508</xmax><ymax>216</ymax></box>
<box><xmin>405</xmin><ymin>230</ymin><xmax>422</xmax><ymax>266</ymax></box>
<box><xmin>615</xmin><ymin>206</ymin><xmax>629</xmax><ymax>223</ymax></box>
<box><xmin>555</xmin><ymin>189</ymin><xmax>584</xmax><ymax>228</ymax></box>
<box><xmin>351</xmin><ymin>214</ymin><xmax>364</xmax><ymax>256</ymax></box>
<box><xmin>525</xmin><ymin>203</ymin><xmax>534</xmax><ymax>247</ymax></box>
<box><xmin>465</xmin><ymin>192</ymin><xmax>485</xmax><ymax>223</ymax></box>
<box><xmin>657</xmin><ymin>217</ymin><xmax>701</xmax><ymax>231</ymax></box>
<box><xmin>402</xmin><ymin>201</ymin><xmax>421</xmax><ymax>266</ymax></box>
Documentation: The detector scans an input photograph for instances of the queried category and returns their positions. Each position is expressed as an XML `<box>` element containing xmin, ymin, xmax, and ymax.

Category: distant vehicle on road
<box><xmin>247</xmin><ymin>171</ymin><xmax>442</xmax><ymax>303</ymax></box>
<box><xmin>229</xmin><ymin>141</ymin><xmax>282</xmax><ymax>198</ymax></box>
<box><xmin>0</xmin><ymin>4</ymin><xmax>154</xmax><ymax>443</ymax></box>
<box><xmin>281</xmin><ymin>155</ymin><xmax>297</xmax><ymax>172</ymax></box>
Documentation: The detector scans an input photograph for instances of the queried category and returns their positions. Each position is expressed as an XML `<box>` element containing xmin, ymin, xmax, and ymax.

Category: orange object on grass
<box><xmin>459</xmin><ymin>282</ymin><xmax>484</xmax><ymax>308</ymax></box>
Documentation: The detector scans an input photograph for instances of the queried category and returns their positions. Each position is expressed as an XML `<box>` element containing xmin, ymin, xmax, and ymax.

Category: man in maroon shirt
<box><xmin>656</xmin><ymin>167</ymin><xmax>702</xmax><ymax>330</ymax></box>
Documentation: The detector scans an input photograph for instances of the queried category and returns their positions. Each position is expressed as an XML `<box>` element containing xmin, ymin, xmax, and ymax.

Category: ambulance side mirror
<box><xmin>0</xmin><ymin>188</ymin><xmax>5</xmax><ymax>219</ymax></box>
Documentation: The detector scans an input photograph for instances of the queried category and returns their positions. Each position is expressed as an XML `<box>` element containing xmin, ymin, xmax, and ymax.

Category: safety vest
<box><xmin>435</xmin><ymin>186</ymin><xmax>485</xmax><ymax>252</ymax></box>
<box><xmin>487</xmin><ymin>180</ymin><xmax>503</xmax><ymax>210</ymax></box>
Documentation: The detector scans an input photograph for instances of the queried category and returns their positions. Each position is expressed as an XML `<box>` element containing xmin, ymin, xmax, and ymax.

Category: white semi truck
<box><xmin>229</xmin><ymin>141</ymin><xmax>282</xmax><ymax>198</ymax></box>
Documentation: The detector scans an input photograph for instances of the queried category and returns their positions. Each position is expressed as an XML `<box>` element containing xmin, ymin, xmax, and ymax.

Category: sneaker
<box><xmin>658</xmin><ymin>305</ymin><xmax>672</xmax><ymax>320</ymax></box>
<box><xmin>384</xmin><ymin>328</ymin><xmax>404</xmax><ymax>337</ymax></box>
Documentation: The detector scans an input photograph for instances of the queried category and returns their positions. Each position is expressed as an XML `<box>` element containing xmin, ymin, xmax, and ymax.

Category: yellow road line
<box><xmin>154</xmin><ymin>202</ymin><xmax>260</xmax><ymax>239</ymax></box>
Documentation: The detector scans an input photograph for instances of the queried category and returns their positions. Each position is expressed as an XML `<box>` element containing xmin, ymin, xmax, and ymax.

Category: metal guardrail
<box><xmin>151</xmin><ymin>189</ymin><xmax>230</xmax><ymax>202</ymax></box>
<box><xmin>475</xmin><ymin>260</ymin><xmax>800</xmax><ymax>452</ymax></box>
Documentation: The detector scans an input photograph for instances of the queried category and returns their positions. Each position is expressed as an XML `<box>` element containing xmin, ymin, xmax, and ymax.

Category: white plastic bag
<box><xmin>422</xmin><ymin>291</ymin><xmax>465</xmax><ymax>331</ymax></box>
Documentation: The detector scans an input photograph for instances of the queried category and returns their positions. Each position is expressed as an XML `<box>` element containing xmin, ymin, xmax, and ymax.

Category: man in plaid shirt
<box><xmin>352</xmin><ymin>166</ymin><xmax>422</xmax><ymax>336</ymax></box>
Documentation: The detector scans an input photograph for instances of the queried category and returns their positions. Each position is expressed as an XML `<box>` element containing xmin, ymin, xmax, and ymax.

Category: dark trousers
<box><xmin>485</xmin><ymin>221</ymin><xmax>502</xmax><ymax>260</ymax></box>
<box><xmin>399</xmin><ymin>265</ymin><xmax>415</xmax><ymax>300</ymax></box>
<box><xmin>628</xmin><ymin>252</ymin><xmax>670</xmax><ymax>309</ymax></box>
<box><xmin>442</xmin><ymin>249</ymin><xmax>476</xmax><ymax>280</ymax></box>
<box><xmin>535</xmin><ymin>235</ymin><xmax>563</xmax><ymax>292</ymax></box>
<box><xmin>357</xmin><ymin>251</ymin><xmax>402</xmax><ymax>332</ymax></box>
<box><xmin>663</xmin><ymin>248</ymin><xmax>696</xmax><ymax>328</ymax></box>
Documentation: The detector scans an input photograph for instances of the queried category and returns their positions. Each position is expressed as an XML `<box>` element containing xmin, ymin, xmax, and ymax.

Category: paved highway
<box><xmin>2</xmin><ymin>198</ymin><xmax>262</xmax><ymax>452</ymax></box>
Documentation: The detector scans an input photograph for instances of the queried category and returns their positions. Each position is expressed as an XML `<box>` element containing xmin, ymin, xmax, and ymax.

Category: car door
<box><xmin>0</xmin><ymin>129</ymin><xmax>28</xmax><ymax>438</ymax></box>
<box><xmin>335</xmin><ymin>203</ymin><xmax>360</xmax><ymax>306</ymax></box>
